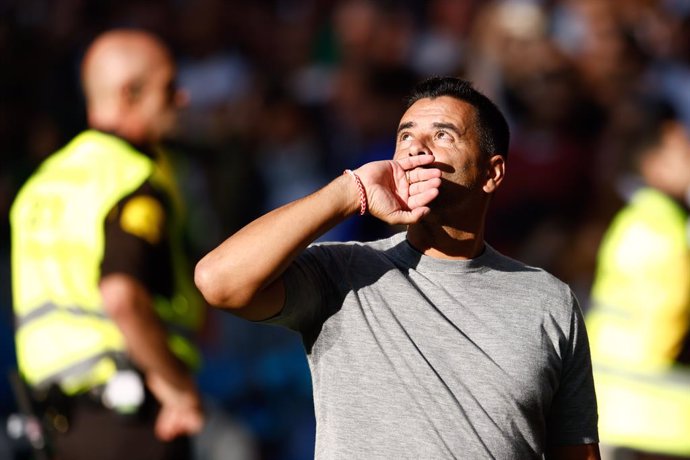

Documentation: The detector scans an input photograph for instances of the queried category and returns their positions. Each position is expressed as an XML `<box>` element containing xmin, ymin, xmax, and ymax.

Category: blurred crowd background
<box><xmin>1</xmin><ymin>0</ymin><xmax>689</xmax><ymax>458</ymax></box>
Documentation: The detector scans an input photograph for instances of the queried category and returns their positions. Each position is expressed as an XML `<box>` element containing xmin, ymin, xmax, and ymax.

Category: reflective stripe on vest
<box><xmin>593</xmin><ymin>364</ymin><xmax>690</xmax><ymax>455</ymax></box>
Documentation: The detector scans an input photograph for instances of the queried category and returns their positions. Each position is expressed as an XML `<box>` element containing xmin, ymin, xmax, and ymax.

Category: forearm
<box><xmin>195</xmin><ymin>155</ymin><xmax>440</xmax><ymax>318</ymax></box>
<box><xmin>195</xmin><ymin>173</ymin><xmax>359</xmax><ymax>309</ymax></box>
<box><xmin>100</xmin><ymin>274</ymin><xmax>193</xmax><ymax>390</ymax></box>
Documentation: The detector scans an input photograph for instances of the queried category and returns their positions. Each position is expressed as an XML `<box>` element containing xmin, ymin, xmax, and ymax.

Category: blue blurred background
<box><xmin>1</xmin><ymin>0</ymin><xmax>689</xmax><ymax>458</ymax></box>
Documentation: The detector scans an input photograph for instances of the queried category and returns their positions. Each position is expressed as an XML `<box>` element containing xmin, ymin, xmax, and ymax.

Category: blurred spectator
<box><xmin>409</xmin><ymin>0</ymin><xmax>480</xmax><ymax>76</ymax></box>
<box><xmin>552</xmin><ymin>0</ymin><xmax>648</xmax><ymax>109</ymax></box>
<box><xmin>174</xmin><ymin>0</ymin><xmax>254</xmax><ymax>147</ymax></box>
<box><xmin>254</xmin><ymin>86</ymin><xmax>327</xmax><ymax>212</ymax></box>
<box><xmin>171</xmin><ymin>0</ymin><xmax>263</xmax><ymax>241</ymax></box>
<box><xmin>586</xmin><ymin>96</ymin><xmax>690</xmax><ymax>459</ymax></box>
<box><xmin>10</xmin><ymin>29</ymin><xmax>205</xmax><ymax>460</ymax></box>
<box><xmin>486</xmin><ymin>37</ymin><xmax>603</xmax><ymax>271</ymax></box>
<box><xmin>466</xmin><ymin>1</ymin><xmax>605</xmax><ymax>276</ymax></box>
<box><xmin>465</xmin><ymin>0</ymin><xmax>550</xmax><ymax>103</ymax></box>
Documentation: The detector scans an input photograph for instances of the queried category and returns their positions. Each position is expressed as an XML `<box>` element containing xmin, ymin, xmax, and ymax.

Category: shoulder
<box><xmin>485</xmin><ymin>245</ymin><xmax>578</xmax><ymax>315</ymax></box>
<box><xmin>293</xmin><ymin>234</ymin><xmax>404</xmax><ymax>285</ymax></box>
<box><xmin>307</xmin><ymin>232</ymin><xmax>404</xmax><ymax>259</ymax></box>
<box><xmin>602</xmin><ymin>188</ymin><xmax>687</xmax><ymax>265</ymax></box>
<box><xmin>618</xmin><ymin>188</ymin><xmax>686</xmax><ymax>232</ymax></box>
<box><xmin>106</xmin><ymin>182</ymin><xmax>171</xmax><ymax>244</ymax></box>
<box><xmin>486</xmin><ymin>245</ymin><xmax>571</xmax><ymax>292</ymax></box>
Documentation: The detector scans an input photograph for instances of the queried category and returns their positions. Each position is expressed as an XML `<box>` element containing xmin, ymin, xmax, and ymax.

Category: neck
<box><xmin>406</xmin><ymin>218</ymin><xmax>486</xmax><ymax>260</ymax></box>
<box><xmin>89</xmin><ymin>126</ymin><xmax>157</xmax><ymax>158</ymax></box>
<box><xmin>88</xmin><ymin>110</ymin><xmax>152</xmax><ymax>150</ymax></box>
<box><xmin>406</xmin><ymin>195</ymin><xmax>491</xmax><ymax>260</ymax></box>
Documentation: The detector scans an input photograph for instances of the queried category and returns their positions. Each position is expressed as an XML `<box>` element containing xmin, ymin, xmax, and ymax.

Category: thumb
<box><xmin>155</xmin><ymin>409</ymin><xmax>176</xmax><ymax>441</ymax></box>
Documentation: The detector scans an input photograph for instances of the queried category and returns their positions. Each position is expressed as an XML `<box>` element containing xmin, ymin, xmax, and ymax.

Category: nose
<box><xmin>408</xmin><ymin>140</ymin><xmax>429</xmax><ymax>157</ymax></box>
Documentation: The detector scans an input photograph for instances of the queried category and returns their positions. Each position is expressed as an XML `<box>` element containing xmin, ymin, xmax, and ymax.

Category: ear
<box><xmin>483</xmin><ymin>154</ymin><xmax>505</xmax><ymax>194</ymax></box>
<box><xmin>175</xmin><ymin>88</ymin><xmax>190</xmax><ymax>108</ymax></box>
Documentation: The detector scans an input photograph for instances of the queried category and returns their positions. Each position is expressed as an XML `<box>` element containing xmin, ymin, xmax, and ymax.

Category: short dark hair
<box><xmin>406</xmin><ymin>77</ymin><xmax>510</xmax><ymax>159</ymax></box>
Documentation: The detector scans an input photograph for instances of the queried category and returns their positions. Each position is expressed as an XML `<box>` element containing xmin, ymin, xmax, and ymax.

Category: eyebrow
<box><xmin>432</xmin><ymin>122</ymin><xmax>464</xmax><ymax>137</ymax></box>
<box><xmin>397</xmin><ymin>121</ymin><xmax>415</xmax><ymax>133</ymax></box>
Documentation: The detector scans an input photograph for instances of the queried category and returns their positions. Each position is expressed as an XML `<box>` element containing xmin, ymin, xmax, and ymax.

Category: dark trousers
<box><xmin>38</xmin><ymin>388</ymin><xmax>191</xmax><ymax>460</ymax></box>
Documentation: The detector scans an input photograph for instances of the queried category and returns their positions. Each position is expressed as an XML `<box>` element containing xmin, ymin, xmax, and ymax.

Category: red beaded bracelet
<box><xmin>344</xmin><ymin>169</ymin><xmax>368</xmax><ymax>215</ymax></box>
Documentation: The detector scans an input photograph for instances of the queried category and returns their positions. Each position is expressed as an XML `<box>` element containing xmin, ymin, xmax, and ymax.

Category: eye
<box><xmin>399</xmin><ymin>132</ymin><xmax>412</xmax><ymax>142</ymax></box>
<box><xmin>435</xmin><ymin>130</ymin><xmax>453</xmax><ymax>141</ymax></box>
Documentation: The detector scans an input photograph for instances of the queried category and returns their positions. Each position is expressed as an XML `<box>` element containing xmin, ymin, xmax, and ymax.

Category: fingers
<box><xmin>155</xmin><ymin>405</ymin><xmax>204</xmax><ymax>441</ymax></box>
<box><xmin>406</xmin><ymin>167</ymin><xmax>441</xmax><ymax>185</ymax></box>
<box><xmin>408</xmin><ymin>186</ymin><xmax>439</xmax><ymax>209</ymax></box>
<box><xmin>149</xmin><ymin>373</ymin><xmax>204</xmax><ymax>441</ymax></box>
<box><xmin>409</xmin><ymin>177</ymin><xmax>441</xmax><ymax>197</ymax></box>
<box><xmin>356</xmin><ymin>157</ymin><xmax>440</xmax><ymax>225</ymax></box>
<box><xmin>155</xmin><ymin>407</ymin><xmax>177</xmax><ymax>441</ymax></box>
<box><xmin>400</xmin><ymin>178</ymin><xmax>440</xmax><ymax>224</ymax></box>
<box><xmin>382</xmin><ymin>185</ymin><xmax>439</xmax><ymax>225</ymax></box>
<box><xmin>397</xmin><ymin>157</ymin><xmax>440</xmax><ymax>194</ymax></box>
<box><xmin>396</xmin><ymin>154</ymin><xmax>436</xmax><ymax>170</ymax></box>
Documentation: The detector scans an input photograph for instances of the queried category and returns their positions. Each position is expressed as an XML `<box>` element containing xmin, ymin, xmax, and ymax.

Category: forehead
<box><xmin>400</xmin><ymin>96</ymin><xmax>476</xmax><ymax>128</ymax></box>
<box><xmin>148</xmin><ymin>57</ymin><xmax>175</xmax><ymax>79</ymax></box>
<box><xmin>136</xmin><ymin>43</ymin><xmax>174</xmax><ymax>78</ymax></box>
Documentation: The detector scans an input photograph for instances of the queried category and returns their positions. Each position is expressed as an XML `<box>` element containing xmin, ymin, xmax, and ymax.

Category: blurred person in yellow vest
<box><xmin>587</xmin><ymin>96</ymin><xmax>690</xmax><ymax>460</ymax></box>
<box><xmin>10</xmin><ymin>29</ymin><xmax>204</xmax><ymax>460</ymax></box>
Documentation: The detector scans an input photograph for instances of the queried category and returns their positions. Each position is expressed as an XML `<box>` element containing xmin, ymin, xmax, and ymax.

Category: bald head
<box><xmin>81</xmin><ymin>30</ymin><xmax>179</xmax><ymax>144</ymax></box>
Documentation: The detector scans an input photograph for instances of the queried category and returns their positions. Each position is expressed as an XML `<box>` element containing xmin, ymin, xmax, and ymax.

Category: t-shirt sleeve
<box><xmin>261</xmin><ymin>244</ymin><xmax>350</xmax><ymax>351</ymax></box>
<box><xmin>546</xmin><ymin>290</ymin><xmax>599</xmax><ymax>446</ymax></box>
<box><xmin>100</xmin><ymin>183</ymin><xmax>173</xmax><ymax>296</ymax></box>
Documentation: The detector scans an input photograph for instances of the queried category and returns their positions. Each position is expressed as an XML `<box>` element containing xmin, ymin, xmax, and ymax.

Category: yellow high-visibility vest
<box><xmin>11</xmin><ymin>130</ymin><xmax>203</xmax><ymax>395</ymax></box>
<box><xmin>587</xmin><ymin>187</ymin><xmax>690</xmax><ymax>455</ymax></box>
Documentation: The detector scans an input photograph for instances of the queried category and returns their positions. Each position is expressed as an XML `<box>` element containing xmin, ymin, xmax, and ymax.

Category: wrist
<box><xmin>343</xmin><ymin>169</ymin><xmax>368</xmax><ymax>216</ymax></box>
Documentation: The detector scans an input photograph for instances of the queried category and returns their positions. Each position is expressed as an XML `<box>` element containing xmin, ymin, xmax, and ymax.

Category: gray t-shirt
<box><xmin>266</xmin><ymin>232</ymin><xmax>598</xmax><ymax>459</ymax></box>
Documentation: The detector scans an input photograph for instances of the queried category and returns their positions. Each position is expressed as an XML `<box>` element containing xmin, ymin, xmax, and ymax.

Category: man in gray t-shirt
<box><xmin>195</xmin><ymin>77</ymin><xmax>600</xmax><ymax>459</ymax></box>
<box><xmin>271</xmin><ymin>234</ymin><xmax>597</xmax><ymax>459</ymax></box>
